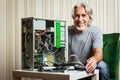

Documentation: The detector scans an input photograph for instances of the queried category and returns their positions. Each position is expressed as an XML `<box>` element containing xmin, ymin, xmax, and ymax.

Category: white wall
<box><xmin>0</xmin><ymin>0</ymin><xmax>6</xmax><ymax>80</ymax></box>
<box><xmin>0</xmin><ymin>0</ymin><xmax>120</xmax><ymax>80</ymax></box>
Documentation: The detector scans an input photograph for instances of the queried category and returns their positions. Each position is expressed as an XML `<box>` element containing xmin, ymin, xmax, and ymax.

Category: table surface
<box><xmin>13</xmin><ymin>69</ymin><xmax>99</xmax><ymax>80</ymax></box>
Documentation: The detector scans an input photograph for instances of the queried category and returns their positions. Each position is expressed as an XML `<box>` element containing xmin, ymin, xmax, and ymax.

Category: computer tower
<box><xmin>21</xmin><ymin>17</ymin><xmax>67</xmax><ymax>70</ymax></box>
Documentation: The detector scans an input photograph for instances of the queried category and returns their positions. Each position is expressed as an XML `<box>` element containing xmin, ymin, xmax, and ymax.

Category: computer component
<box><xmin>21</xmin><ymin>17</ymin><xmax>68</xmax><ymax>70</ymax></box>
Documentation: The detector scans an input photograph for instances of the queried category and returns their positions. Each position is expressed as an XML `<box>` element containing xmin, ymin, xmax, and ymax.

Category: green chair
<box><xmin>103</xmin><ymin>33</ymin><xmax>120</xmax><ymax>80</ymax></box>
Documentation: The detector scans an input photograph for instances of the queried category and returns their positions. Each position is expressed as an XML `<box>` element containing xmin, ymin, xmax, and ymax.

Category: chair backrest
<box><xmin>103</xmin><ymin>33</ymin><xmax>120</xmax><ymax>80</ymax></box>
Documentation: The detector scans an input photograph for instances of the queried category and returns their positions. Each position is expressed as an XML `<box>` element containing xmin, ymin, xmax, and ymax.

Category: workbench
<box><xmin>13</xmin><ymin>69</ymin><xmax>99</xmax><ymax>80</ymax></box>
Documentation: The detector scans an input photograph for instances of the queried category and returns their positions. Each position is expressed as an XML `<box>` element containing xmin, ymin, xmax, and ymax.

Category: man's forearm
<box><xmin>93</xmin><ymin>48</ymin><xmax>103</xmax><ymax>63</ymax></box>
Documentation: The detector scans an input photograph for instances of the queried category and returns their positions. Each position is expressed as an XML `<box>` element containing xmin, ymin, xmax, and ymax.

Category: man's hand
<box><xmin>85</xmin><ymin>57</ymin><xmax>97</xmax><ymax>73</ymax></box>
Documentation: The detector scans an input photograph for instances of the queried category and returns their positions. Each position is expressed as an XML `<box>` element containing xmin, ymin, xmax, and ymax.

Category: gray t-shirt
<box><xmin>68</xmin><ymin>25</ymin><xmax>103</xmax><ymax>64</ymax></box>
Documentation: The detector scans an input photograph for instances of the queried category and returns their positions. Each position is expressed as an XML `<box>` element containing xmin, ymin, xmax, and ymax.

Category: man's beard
<box><xmin>75</xmin><ymin>25</ymin><xmax>86</xmax><ymax>31</ymax></box>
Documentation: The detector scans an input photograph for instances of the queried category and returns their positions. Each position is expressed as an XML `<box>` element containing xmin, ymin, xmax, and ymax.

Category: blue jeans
<box><xmin>97</xmin><ymin>61</ymin><xmax>110</xmax><ymax>80</ymax></box>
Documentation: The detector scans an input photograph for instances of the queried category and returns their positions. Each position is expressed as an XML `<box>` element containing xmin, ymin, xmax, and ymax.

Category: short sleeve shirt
<box><xmin>68</xmin><ymin>25</ymin><xmax>103</xmax><ymax>64</ymax></box>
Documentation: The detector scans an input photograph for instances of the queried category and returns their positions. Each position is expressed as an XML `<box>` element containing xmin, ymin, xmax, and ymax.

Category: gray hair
<box><xmin>72</xmin><ymin>3</ymin><xmax>93</xmax><ymax>19</ymax></box>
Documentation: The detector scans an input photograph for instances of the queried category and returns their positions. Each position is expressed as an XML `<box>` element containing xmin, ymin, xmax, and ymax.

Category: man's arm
<box><xmin>85</xmin><ymin>48</ymin><xmax>103</xmax><ymax>73</ymax></box>
<box><xmin>93</xmin><ymin>47</ymin><xmax>103</xmax><ymax>63</ymax></box>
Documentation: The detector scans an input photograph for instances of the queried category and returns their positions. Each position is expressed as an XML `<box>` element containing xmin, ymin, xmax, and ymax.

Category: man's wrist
<box><xmin>92</xmin><ymin>57</ymin><xmax>98</xmax><ymax>63</ymax></box>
